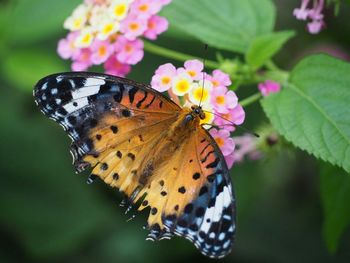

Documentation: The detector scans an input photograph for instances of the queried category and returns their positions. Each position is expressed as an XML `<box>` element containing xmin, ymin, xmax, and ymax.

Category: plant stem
<box><xmin>240</xmin><ymin>93</ymin><xmax>262</xmax><ymax>107</ymax></box>
<box><xmin>143</xmin><ymin>41</ymin><xmax>220</xmax><ymax>69</ymax></box>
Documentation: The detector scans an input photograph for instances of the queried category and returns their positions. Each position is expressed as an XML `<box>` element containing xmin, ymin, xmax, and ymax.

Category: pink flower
<box><xmin>210</xmin><ymin>129</ymin><xmax>235</xmax><ymax>156</ymax></box>
<box><xmin>293</xmin><ymin>0</ymin><xmax>325</xmax><ymax>34</ymax></box>
<box><xmin>104</xmin><ymin>56</ymin><xmax>131</xmax><ymax>77</ymax></box>
<box><xmin>207</xmin><ymin>69</ymin><xmax>231</xmax><ymax>88</ymax></box>
<box><xmin>114</xmin><ymin>36</ymin><xmax>144</xmax><ymax>65</ymax></box>
<box><xmin>120</xmin><ymin>15</ymin><xmax>147</xmax><ymax>41</ymax></box>
<box><xmin>293</xmin><ymin>0</ymin><xmax>311</xmax><ymax>20</ymax></box>
<box><xmin>214</xmin><ymin>104</ymin><xmax>245</xmax><ymax>132</ymax></box>
<box><xmin>178</xmin><ymin>59</ymin><xmax>204</xmax><ymax>81</ymax></box>
<box><xmin>232</xmin><ymin>134</ymin><xmax>262</xmax><ymax>163</ymax></box>
<box><xmin>211</xmin><ymin>86</ymin><xmax>238</xmax><ymax>114</ymax></box>
<box><xmin>57</xmin><ymin>32</ymin><xmax>80</xmax><ymax>60</ymax></box>
<box><xmin>151</xmin><ymin>63</ymin><xmax>177</xmax><ymax>92</ymax></box>
<box><xmin>258</xmin><ymin>80</ymin><xmax>281</xmax><ymax>97</ymax></box>
<box><xmin>90</xmin><ymin>39</ymin><xmax>114</xmax><ymax>65</ymax></box>
<box><xmin>144</xmin><ymin>15</ymin><xmax>169</xmax><ymax>40</ymax></box>
<box><xmin>130</xmin><ymin>0</ymin><xmax>162</xmax><ymax>19</ymax></box>
<box><xmin>71</xmin><ymin>48</ymin><xmax>92</xmax><ymax>71</ymax></box>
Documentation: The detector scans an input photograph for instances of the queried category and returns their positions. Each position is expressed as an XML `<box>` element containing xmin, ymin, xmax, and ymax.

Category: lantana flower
<box><xmin>151</xmin><ymin>60</ymin><xmax>246</xmax><ymax>168</ymax></box>
<box><xmin>293</xmin><ymin>0</ymin><xmax>325</xmax><ymax>34</ymax></box>
<box><xmin>58</xmin><ymin>0</ymin><xmax>171</xmax><ymax>76</ymax></box>
<box><xmin>258</xmin><ymin>80</ymin><xmax>281</xmax><ymax>97</ymax></box>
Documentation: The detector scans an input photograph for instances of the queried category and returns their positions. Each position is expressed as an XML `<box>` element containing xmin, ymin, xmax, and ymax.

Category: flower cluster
<box><xmin>58</xmin><ymin>0</ymin><xmax>171</xmax><ymax>76</ymax></box>
<box><xmin>151</xmin><ymin>60</ymin><xmax>245</xmax><ymax>168</ymax></box>
<box><xmin>293</xmin><ymin>0</ymin><xmax>325</xmax><ymax>34</ymax></box>
<box><xmin>258</xmin><ymin>80</ymin><xmax>281</xmax><ymax>97</ymax></box>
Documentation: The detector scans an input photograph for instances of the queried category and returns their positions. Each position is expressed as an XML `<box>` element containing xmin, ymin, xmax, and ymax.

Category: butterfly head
<box><xmin>191</xmin><ymin>105</ymin><xmax>206</xmax><ymax>120</ymax></box>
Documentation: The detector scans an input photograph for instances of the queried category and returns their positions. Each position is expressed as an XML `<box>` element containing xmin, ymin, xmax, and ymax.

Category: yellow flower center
<box><xmin>125</xmin><ymin>44</ymin><xmax>133</xmax><ymax>52</ymax></box>
<box><xmin>188</xmin><ymin>70</ymin><xmax>196</xmax><ymax>77</ymax></box>
<box><xmin>215</xmin><ymin>95</ymin><xmax>225</xmax><ymax>105</ymax></box>
<box><xmin>73</xmin><ymin>18</ymin><xmax>82</xmax><ymax>29</ymax></box>
<box><xmin>82</xmin><ymin>33</ymin><xmax>92</xmax><ymax>44</ymax></box>
<box><xmin>148</xmin><ymin>20</ymin><xmax>155</xmax><ymax>29</ymax></box>
<box><xmin>98</xmin><ymin>46</ymin><xmax>107</xmax><ymax>56</ymax></box>
<box><xmin>212</xmin><ymin>79</ymin><xmax>219</xmax><ymax>87</ymax></box>
<box><xmin>194</xmin><ymin>87</ymin><xmax>209</xmax><ymax>101</ymax></box>
<box><xmin>139</xmin><ymin>4</ymin><xmax>149</xmax><ymax>12</ymax></box>
<box><xmin>103</xmin><ymin>24</ymin><xmax>113</xmax><ymax>34</ymax></box>
<box><xmin>176</xmin><ymin>80</ymin><xmax>190</xmax><ymax>93</ymax></box>
<box><xmin>129</xmin><ymin>22</ymin><xmax>139</xmax><ymax>31</ymax></box>
<box><xmin>114</xmin><ymin>4</ymin><xmax>127</xmax><ymax>17</ymax></box>
<box><xmin>215</xmin><ymin>137</ymin><xmax>224</xmax><ymax>147</ymax></box>
<box><xmin>161</xmin><ymin>76</ymin><xmax>171</xmax><ymax>85</ymax></box>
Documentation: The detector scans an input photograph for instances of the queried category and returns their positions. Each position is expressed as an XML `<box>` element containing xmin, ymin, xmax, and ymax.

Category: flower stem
<box><xmin>143</xmin><ymin>41</ymin><xmax>220</xmax><ymax>69</ymax></box>
<box><xmin>240</xmin><ymin>93</ymin><xmax>262</xmax><ymax>107</ymax></box>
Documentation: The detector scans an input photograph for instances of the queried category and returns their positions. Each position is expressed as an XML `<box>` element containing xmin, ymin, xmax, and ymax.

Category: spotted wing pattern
<box><xmin>34</xmin><ymin>72</ymin><xmax>236</xmax><ymax>258</ymax></box>
<box><xmin>34</xmin><ymin>72</ymin><xmax>180</xmax><ymax>173</ymax></box>
<box><xmin>155</xmin><ymin>128</ymin><xmax>236</xmax><ymax>258</ymax></box>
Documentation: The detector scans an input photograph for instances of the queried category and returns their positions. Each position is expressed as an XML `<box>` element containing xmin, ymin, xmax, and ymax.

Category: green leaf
<box><xmin>2</xmin><ymin>49</ymin><xmax>67</xmax><ymax>91</ymax></box>
<box><xmin>261</xmin><ymin>55</ymin><xmax>350</xmax><ymax>172</ymax></box>
<box><xmin>162</xmin><ymin>0</ymin><xmax>276</xmax><ymax>53</ymax></box>
<box><xmin>5</xmin><ymin>0</ymin><xmax>80</xmax><ymax>45</ymax></box>
<box><xmin>320</xmin><ymin>163</ymin><xmax>350</xmax><ymax>253</ymax></box>
<box><xmin>246</xmin><ymin>31</ymin><xmax>295</xmax><ymax>69</ymax></box>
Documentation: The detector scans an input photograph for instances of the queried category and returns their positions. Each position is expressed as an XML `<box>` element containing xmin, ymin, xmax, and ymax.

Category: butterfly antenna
<box><xmin>199</xmin><ymin>44</ymin><xmax>208</xmax><ymax>107</ymax></box>
<box><xmin>203</xmin><ymin>110</ymin><xmax>260</xmax><ymax>138</ymax></box>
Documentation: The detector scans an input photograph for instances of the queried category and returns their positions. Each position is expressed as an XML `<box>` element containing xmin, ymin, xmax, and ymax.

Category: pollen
<box><xmin>125</xmin><ymin>44</ymin><xmax>133</xmax><ymax>52</ymax></box>
<box><xmin>195</xmin><ymin>88</ymin><xmax>209</xmax><ymax>101</ymax></box>
<box><xmin>175</xmin><ymin>80</ymin><xmax>190</xmax><ymax>93</ymax></box>
<box><xmin>73</xmin><ymin>18</ymin><xmax>82</xmax><ymax>29</ymax></box>
<box><xmin>161</xmin><ymin>76</ymin><xmax>171</xmax><ymax>85</ymax></box>
<box><xmin>215</xmin><ymin>95</ymin><xmax>225</xmax><ymax>105</ymax></box>
<box><xmin>212</xmin><ymin>79</ymin><xmax>219</xmax><ymax>87</ymax></box>
<box><xmin>103</xmin><ymin>23</ymin><xmax>114</xmax><ymax>34</ymax></box>
<box><xmin>148</xmin><ymin>20</ymin><xmax>155</xmax><ymax>29</ymax></box>
<box><xmin>188</xmin><ymin>70</ymin><xmax>196</xmax><ymax>77</ymax></box>
<box><xmin>114</xmin><ymin>4</ymin><xmax>127</xmax><ymax>16</ymax></box>
<box><xmin>98</xmin><ymin>46</ymin><xmax>107</xmax><ymax>56</ymax></box>
<box><xmin>129</xmin><ymin>22</ymin><xmax>139</xmax><ymax>31</ymax></box>
<box><xmin>139</xmin><ymin>4</ymin><xmax>149</xmax><ymax>12</ymax></box>
<box><xmin>82</xmin><ymin>33</ymin><xmax>92</xmax><ymax>44</ymax></box>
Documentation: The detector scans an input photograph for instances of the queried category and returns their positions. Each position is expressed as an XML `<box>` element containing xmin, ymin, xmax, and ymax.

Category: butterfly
<box><xmin>33</xmin><ymin>72</ymin><xmax>236</xmax><ymax>258</ymax></box>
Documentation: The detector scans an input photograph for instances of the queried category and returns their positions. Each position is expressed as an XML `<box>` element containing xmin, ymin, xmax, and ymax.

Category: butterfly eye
<box><xmin>199</xmin><ymin>112</ymin><xmax>206</xmax><ymax>120</ymax></box>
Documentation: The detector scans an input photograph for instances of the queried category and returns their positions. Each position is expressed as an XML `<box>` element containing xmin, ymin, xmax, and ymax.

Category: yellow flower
<box><xmin>75</xmin><ymin>28</ymin><xmax>94</xmax><ymax>48</ymax></box>
<box><xmin>110</xmin><ymin>0</ymin><xmax>132</xmax><ymax>20</ymax></box>
<box><xmin>172</xmin><ymin>73</ymin><xmax>193</xmax><ymax>96</ymax></box>
<box><xmin>188</xmin><ymin>80</ymin><xmax>212</xmax><ymax>105</ymax></box>
<box><xmin>63</xmin><ymin>4</ymin><xmax>89</xmax><ymax>31</ymax></box>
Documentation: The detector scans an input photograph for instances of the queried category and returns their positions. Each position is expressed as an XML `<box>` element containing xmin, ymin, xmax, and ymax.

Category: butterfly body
<box><xmin>34</xmin><ymin>72</ymin><xmax>236</xmax><ymax>258</ymax></box>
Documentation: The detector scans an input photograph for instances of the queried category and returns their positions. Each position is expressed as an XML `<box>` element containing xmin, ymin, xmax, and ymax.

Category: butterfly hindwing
<box><xmin>157</xmin><ymin>128</ymin><xmax>235</xmax><ymax>258</ymax></box>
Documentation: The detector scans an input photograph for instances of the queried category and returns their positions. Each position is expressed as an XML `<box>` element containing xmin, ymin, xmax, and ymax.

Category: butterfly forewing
<box><xmin>34</xmin><ymin>72</ymin><xmax>180</xmax><ymax>171</ymax></box>
<box><xmin>34</xmin><ymin>72</ymin><xmax>236</xmax><ymax>258</ymax></box>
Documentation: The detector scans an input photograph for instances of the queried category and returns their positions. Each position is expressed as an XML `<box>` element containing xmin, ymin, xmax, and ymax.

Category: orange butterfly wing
<box><xmin>34</xmin><ymin>72</ymin><xmax>235</xmax><ymax>258</ymax></box>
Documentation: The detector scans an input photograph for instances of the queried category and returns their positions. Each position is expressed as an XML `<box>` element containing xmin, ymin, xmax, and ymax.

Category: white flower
<box><xmin>63</xmin><ymin>4</ymin><xmax>89</xmax><ymax>31</ymax></box>
<box><xmin>188</xmin><ymin>80</ymin><xmax>212</xmax><ymax>105</ymax></box>
<box><xmin>171</xmin><ymin>72</ymin><xmax>193</xmax><ymax>96</ymax></box>
<box><xmin>75</xmin><ymin>27</ymin><xmax>94</xmax><ymax>48</ymax></box>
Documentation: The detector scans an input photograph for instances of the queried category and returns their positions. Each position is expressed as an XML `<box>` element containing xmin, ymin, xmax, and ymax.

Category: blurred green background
<box><xmin>1</xmin><ymin>0</ymin><xmax>350</xmax><ymax>262</ymax></box>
